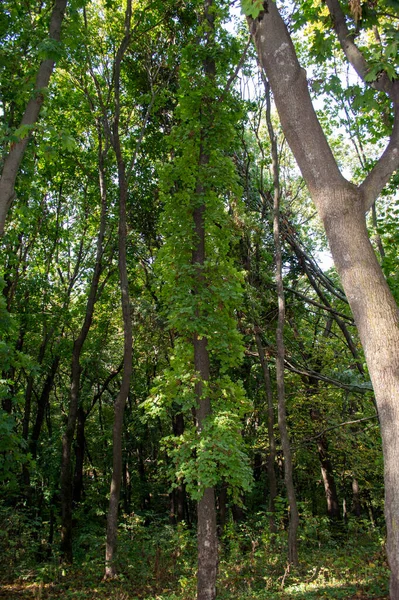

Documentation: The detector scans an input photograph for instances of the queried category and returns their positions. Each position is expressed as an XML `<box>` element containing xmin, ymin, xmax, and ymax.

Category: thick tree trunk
<box><xmin>192</xmin><ymin>2</ymin><xmax>218</xmax><ymax>597</ymax></box>
<box><xmin>321</xmin><ymin>191</ymin><xmax>399</xmax><ymax>591</ymax></box>
<box><xmin>250</xmin><ymin>4</ymin><xmax>399</xmax><ymax>594</ymax></box>
<box><xmin>0</xmin><ymin>0</ymin><xmax>68</xmax><ymax>234</ymax></box>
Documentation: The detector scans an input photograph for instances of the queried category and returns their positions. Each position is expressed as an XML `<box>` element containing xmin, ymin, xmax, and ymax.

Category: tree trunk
<box><xmin>352</xmin><ymin>478</ymin><xmax>361</xmax><ymax>518</ymax></box>
<box><xmin>72</xmin><ymin>406</ymin><xmax>86</xmax><ymax>505</ymax></box>
<box><xmin>193</xmin><ymin>225</ymin><xmax>218</xmax><ymax>600</ymax></box>
<box><xmin>60</xmin><ymin>138</ymin><xmax>107</xmax><ymax>562</ymax></box>
<box><xmin>192</xmin><ymin>2</ymin><xmax>218</xmax><ymax>597</ymax></box>
<box><xmin>0</xmin><ymin>0</ymin><xmax>68</xmax><ymax>234</ymax></box>
<box><xmin>104</xmin><ymin>3</ymin><xmax>133</xmax><ymax>576</ymax></box>
<box><xmin>266</xmin><ymin>76</ymin><xmax>299</xmax><ymax>566</ymax></box>
<box><xmin>255</xmin><ymin>331</ymin><xmax>277</xmax><ymax>533</ymax></box>
<box><xmin>31</xmin><ymin>355</ymin><xmax>60</xmax><ymax>459</ymax></box>
<box><xmin>172</xmin><ymin>413</ymin><xmax>187</xmax><ymax>523</ymax></box>
<box><xmin>250</xmin><ymin>3</ymin><xmax>399</xmax><ymax>593</ymax></box>
<box><xmin>317</xmin><ymin>437</ymin><xmax>340</xmax><ymax>520</ymax></box>
<box><xmin>310</xmin><ymin>407</ymin><xmax>340</xmax><ymax>520</ymax></box>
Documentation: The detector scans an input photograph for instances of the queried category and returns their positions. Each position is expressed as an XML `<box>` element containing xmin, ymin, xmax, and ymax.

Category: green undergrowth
<box><xmin>0</xmin><ymin>512</ymin><xmax>389</xmax><ymax>599</ymax></box>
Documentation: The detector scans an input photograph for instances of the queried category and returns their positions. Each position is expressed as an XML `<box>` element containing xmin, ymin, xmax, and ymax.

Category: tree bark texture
<box><xmin>0</xmin><ymin>0</ymin><xmax>68</xmax><ymax>234</ymax></box>
<box><xmin>250</xmin><ymin>3</ymin><xmax>399</xmax><ymax>595</ymax></box>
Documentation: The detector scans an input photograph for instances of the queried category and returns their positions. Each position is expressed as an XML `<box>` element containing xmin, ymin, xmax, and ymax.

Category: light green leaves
<box><xmin>241</xmin><ymin>0</ymin><xmax>265</xmax><ymax>19</ymax></box>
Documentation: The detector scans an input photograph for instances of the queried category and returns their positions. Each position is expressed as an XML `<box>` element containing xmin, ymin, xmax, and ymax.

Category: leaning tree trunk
<box><xmin>249</xmin><ymin>2</ymin><xmax>399</xmax><ymax>595</ymax></box>
<box><xmin>0</xmin><ymin>0</ymin><xmax>68</xmax><ymax>234</ymax></box>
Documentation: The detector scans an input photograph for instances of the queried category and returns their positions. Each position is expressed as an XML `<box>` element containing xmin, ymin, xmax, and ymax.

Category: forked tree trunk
<box><xmin>0</xmin><ymin>0</ymin><xmax>68</xmax><ymax>234</ymax></box>
<box><xmin>60</xmin><ymin>139</ymin><xmax>108</xmax><ymax>563</ymax></box>
<box><xmin>250</xmin><ymin>3</ymin><xmax>399</xmax><ymax>595</ymax></box>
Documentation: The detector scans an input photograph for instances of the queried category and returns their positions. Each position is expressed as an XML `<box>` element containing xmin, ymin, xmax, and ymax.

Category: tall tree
<box><xmin>247</xmin><ymin>0</ymin><xmax>399</xmax><ymax>594</ymax></box>
<box><xmin>0</xmin><ymin>0</ymin><xmax>68</xmax><ymax>234</ymax></box>
<box><xmin>266</xmin><ymin>77</ymin><xmax>299</xmax><ymax>565</ymax></box>
<box><xmin>150</xmin><ymin>2</ymin><xmax>252</xmax><ymax>597</ymax></box>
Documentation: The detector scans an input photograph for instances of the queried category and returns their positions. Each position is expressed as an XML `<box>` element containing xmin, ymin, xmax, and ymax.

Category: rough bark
<box><xmin>250</xmin><ymin>3</ymin><xmax>399</xmax><ymax>595</ymax></box>
<box><xmin>0</xmin><ymin>0</ymin><xmax>68</xmax><ymax>234</ymax></box>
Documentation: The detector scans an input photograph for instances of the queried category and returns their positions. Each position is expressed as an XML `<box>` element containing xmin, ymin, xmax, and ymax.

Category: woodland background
<box><xmin>0</xmin><ymin>0</ymin><xmax>398</xmax><ymax>598</ymax></box>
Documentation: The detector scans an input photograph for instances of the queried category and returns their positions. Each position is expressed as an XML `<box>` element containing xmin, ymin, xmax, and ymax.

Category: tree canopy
<box><xmin>0</xmin><ymin>0</ymin><xmax>398</xmax><ymax>598</ymax></box>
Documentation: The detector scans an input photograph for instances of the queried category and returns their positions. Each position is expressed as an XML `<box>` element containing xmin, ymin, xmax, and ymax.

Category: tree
<box><xmin>247</xmin><ymin>0</ymin><xmax>399</xmax><ymax>595</ymax></box>
<box><xmin>0</xmin><ymin>0</ymin><xmax>68</xmax><ymax>234</ymax></box>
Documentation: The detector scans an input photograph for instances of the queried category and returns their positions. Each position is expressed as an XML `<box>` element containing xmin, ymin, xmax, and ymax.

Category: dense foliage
<box><xmin>0</xmin><ymin>0</ymin><xmax>398</xmax><ymax>597</ymax></box>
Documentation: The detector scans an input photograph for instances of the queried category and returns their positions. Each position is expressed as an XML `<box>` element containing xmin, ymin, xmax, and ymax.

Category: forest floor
<box><xmin>0</xmin><ymin>520</ymin><xmax>390</xmax><ymax>599</ymax></box>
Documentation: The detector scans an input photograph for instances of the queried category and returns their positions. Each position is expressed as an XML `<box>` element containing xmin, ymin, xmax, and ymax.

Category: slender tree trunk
<box><xmin>172</xmin><ymin>413</ymin><xmax>187</xmax><ymax>523</ymax></box>
<box><xmin>31</xmin><ymin>355</ymin><xmax>60</xmax><ymax>459</ymax></box>
<box><xmin>192</xmin><ymin>195</ymin><xmax>217</xmax><ymax>600</ymax></box>
<box><xmin>218</xmin><ymin>484</ymin><xmax>228</xmax><ymax>533</ymax></box>
<box><xmin>104</xmin><ymin>3</ymin><xmax>133</xmax><ymax>576</ymax></box>
<box><xmin>266</xmin><ymin>78</ymin><xmax>299</xmax><ymax>566</ymax></box>
<box><xmin>255</xmin><ymin>331</ymin><xmax>277</xmax><ymax>532</ymax></box>
<box><xmin>310</xmin><ymin>404</ymin><xmax>340</xmax><ymax>520</ymax></box>
<box><xmin>60</xmin><ymin>139</ymin><xmax>108</xmax><ymax>563</ymax></box>
<box><xmin>317</xmin><ymin>437</ymin><xmax>340</xmax><ymax>520</ymax></box>
<box><xmin>72</xmin><ymin>406</ymin><xmax>86</xmax><ymax>505</ymax></box>
<box><xmin>352</xmin><ymin>478</ymin><xmax>361</xmax><ymax>517</ymax></box>
<box><xmin>192</xmin><ymin>3</ymin><xmax>218</xmax><ymax>597</ymax></box>
<box><xmin>0</xmin><ymin>0</ymin><xmax>68</xmax><ymax>234</ymax></box>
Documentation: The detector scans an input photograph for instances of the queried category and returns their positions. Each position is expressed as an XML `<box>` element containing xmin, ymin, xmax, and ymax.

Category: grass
<box><xmin>0</xmin><ymin>518</ymin><xmax>389</xmax><ymax>599</ymax></box>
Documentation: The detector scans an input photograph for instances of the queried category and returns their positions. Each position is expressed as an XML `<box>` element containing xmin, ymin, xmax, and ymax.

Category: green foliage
<box><xmin>241</xmin><ymin>0</ymin><xmax>265</xmax><ymax>19</ymax></box>
<box><xmin>149</xmin><ymin>0</ymin><xmax>253</xmax><ymax>503</ymax></box>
